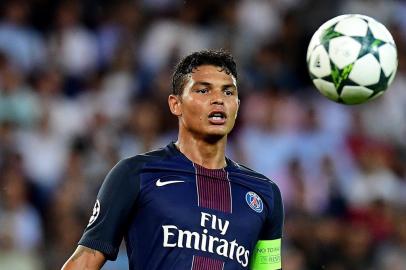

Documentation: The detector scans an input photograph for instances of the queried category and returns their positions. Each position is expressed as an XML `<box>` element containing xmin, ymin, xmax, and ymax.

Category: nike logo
<box><xmin>156</xmin><ymin>179</ymin><xmax>185</xmax><ymax>187</ymax></box>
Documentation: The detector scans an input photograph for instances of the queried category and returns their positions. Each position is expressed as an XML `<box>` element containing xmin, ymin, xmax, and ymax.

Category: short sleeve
<box><xmin>78</xmin><ymin>158</ymin><xmax>141</xmax><ymax>260</ymax></box>
<box><xmin>260</xmin><ymin>182</ymin><xmax>284</xmax><ymax>240</ymax></box>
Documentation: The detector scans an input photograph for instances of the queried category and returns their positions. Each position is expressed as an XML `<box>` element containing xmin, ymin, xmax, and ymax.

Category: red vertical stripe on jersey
<box><xmin>191</xmin><ymin>255</ymin><xmax>224</xmax><ymax>270</ymax></box>
<box><xmin>194</xmin><ymin>163</ymin><xmax>232</xmax><ymax>213</ymax></box>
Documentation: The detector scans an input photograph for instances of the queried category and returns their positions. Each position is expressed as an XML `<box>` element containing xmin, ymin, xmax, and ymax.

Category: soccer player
<box><xmin>62</xmin><ymin>50</ymin><xmax>284</xmax><ymax>270</ymax></box>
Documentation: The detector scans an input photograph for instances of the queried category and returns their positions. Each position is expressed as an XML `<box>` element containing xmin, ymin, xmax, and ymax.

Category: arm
<box><xmin>250</xmin><ymin>182</ymin><xmax>284</xmax><ymax>270</ymax></box>
<box><xmin>62</xmin><ymin>158</ymin><xmax>141</xmax><ymax>269</ymax></box>
<box><xmin>61</xmin><ymin>245</ymin><xmax>106</xmax><ymax>270</ymax></box>
<box><xmin>250</xmin><ymin>239</ymin><xmax>282</xmax><ymax>270</ymax></box>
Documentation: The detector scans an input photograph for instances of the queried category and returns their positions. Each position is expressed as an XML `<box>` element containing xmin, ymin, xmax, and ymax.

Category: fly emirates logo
<box><xmin>162</xmin><ymin>212</ymin><xmax>250</xmax><ymax>267</ymax></box>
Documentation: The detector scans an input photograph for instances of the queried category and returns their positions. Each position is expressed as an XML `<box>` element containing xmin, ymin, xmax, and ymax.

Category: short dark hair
<box><xmin>171</xmin><ymin>49</ymin><xmax>238</xmax><ymax>95</ymax></box>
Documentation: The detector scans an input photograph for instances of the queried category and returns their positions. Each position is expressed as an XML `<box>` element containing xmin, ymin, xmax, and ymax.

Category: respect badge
<box><xmin>250</xmin><ymin>239</ymin><xmax>281</xmax><ymax>270</ymax></box>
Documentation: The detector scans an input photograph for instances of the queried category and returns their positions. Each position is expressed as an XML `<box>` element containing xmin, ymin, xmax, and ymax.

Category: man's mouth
<box><xmin>208</xmin><ymin>111</ymin><xmax>227</xmax><ymax>124</ymax></box>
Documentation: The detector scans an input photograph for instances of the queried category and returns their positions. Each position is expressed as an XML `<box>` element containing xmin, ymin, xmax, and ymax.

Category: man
<box><xmin>62</xmin><ymin>50</ymin><xmax>284</xmax><ymax>270</ymax></box>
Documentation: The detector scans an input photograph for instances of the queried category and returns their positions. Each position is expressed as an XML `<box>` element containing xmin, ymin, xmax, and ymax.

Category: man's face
<box><xmin>170</xmin><ymin>65</ymin><xmax>239</xmax><ymax>140</ymax></box>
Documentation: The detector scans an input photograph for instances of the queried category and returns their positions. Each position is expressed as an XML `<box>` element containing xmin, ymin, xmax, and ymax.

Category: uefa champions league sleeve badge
<box><xmin>87</xmin><ymin>199</ymin><xmax>101</xmax><ymax>227</ymax></box>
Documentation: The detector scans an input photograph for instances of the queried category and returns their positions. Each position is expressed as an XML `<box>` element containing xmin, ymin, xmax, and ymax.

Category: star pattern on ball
<box><xmin>307</xmin><ymin>14</ymin><xmax>397</xmax><ymax>105</ymax></box>
<box><xmin>320</xmin><ymin>24</ymin><xmax>343</xmax><ymax>51</ymax></box>
<box><xmin>367</xmin><ymin>69</ymin><xmax>391</xmax><ymax>93</ymax></box>
<box><xmin>329</xmin><ymin>63</ymin><xmax>354</xmax><ymax>94</ymax></box>
<box><xmin>353</xmin><ymin>26</ymin><xmax>386</xmax><ymax>61</ymax></box>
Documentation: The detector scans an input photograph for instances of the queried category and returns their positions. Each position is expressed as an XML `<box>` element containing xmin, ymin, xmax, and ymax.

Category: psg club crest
<box><xmin>245</xmin><ymin>191</ymin><xmax>263</xmax><ymax>213</ymax></box>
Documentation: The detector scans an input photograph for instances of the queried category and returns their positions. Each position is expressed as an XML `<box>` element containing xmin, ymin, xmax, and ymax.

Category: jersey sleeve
<box><xmin>78</xmin><ymin>158</ymin><xmax>141</xmax><ymax>260</ymax></box>
<box><xmin>261</xmin><ymin>182</ymin><xmax>284</xmax><ymax>240</ymax></box>
<box><xmin>250</xmin><ymin>182</ymin><xmax>284</xmax><ymax>270</ymax></box>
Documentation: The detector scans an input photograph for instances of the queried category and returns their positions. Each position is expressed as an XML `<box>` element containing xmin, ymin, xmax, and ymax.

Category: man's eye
<box><xmin>224</xmin><ymin>89</ymin><xmax>234</xmax><ymax>96</ymax></box>
<box><xmin>196</xmin><ymin>89</ymin><xmax>208</xmax><ymax>94</ymax></box>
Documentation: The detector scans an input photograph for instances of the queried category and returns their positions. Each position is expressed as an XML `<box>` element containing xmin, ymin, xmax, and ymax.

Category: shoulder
<box><xmin>117</xmin><ymin>145</ymin><xmax>172</xmax><ymax>171</ymax></box>
<box><xmin>100</xmin><ymin>146</ymin><xmax>172</xmax><ymax>187</ymax></box>
<box><xmin>228</xmin><ymin>159</ymin><xmax>275</xmax><ymax>183</ymax></box>
<box><xmin>228</xmin><ymin>159</ymin><xmax>282</xmax><ymax>197</ymax></box>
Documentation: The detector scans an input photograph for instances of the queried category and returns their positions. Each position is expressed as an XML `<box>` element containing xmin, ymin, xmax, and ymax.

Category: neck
<box><xmin>175</xmin><ymin>131</ymin><xmax>227</xmax><ymax>169</ymax></box>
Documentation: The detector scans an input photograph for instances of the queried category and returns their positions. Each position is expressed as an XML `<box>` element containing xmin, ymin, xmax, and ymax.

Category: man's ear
<box><xmin>235</xmin><ymin>98</ymin><xmax>240</xmax><ymax>119</ymax></box>
<box><xmin>168</xmin><ymin>94</ymin><xmax>182</xmax><ymax>116</ymax></box>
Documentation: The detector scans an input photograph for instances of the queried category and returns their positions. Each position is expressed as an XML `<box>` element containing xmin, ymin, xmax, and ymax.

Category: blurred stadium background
<box><xmin>0</xmin><ymin>0</ymin><xmax>405</xmax><ymax>269</ymax></box>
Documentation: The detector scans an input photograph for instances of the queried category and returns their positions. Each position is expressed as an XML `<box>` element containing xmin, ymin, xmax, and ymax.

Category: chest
<box><xmin>136</xmin><ymin>171</ymin><xmax>268</xmax><ymax>245</ymax></box>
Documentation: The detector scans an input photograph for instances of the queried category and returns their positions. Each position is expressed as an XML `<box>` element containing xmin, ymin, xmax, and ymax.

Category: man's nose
<box><xmin>210</xmin><ymin>91</ymin><xmax>224</xmax><ymax>105</ymax></box>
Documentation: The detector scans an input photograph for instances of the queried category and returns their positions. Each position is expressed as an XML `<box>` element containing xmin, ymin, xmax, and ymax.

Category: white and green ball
<box><xmin>307</xmin><ymin>14</ymin><xmax>398</xmax><ymax>105</ymax></box>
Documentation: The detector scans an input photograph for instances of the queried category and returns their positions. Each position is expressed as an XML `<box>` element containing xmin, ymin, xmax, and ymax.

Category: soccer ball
<box><xmin>307</xmin><ymin>14</ymin><xmax>398</xmax><ymax>105</ymax></box>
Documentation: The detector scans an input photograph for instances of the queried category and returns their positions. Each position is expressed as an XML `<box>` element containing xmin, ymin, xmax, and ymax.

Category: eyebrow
<box><xmin>193</xmin><ymin>81</ymin><xmax>237</xmax><ymax>89</ymax></box>
<box><xmin>194</xmin><ymin>81</ymin><xmax>212</xmax><ymax>86</ymax></box>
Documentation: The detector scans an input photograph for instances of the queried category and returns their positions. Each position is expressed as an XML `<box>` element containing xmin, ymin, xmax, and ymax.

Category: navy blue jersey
<box><xmin>79</xmin><ymin>143</ymin><xmax>283</xmax><ymax>270</ymax></box>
